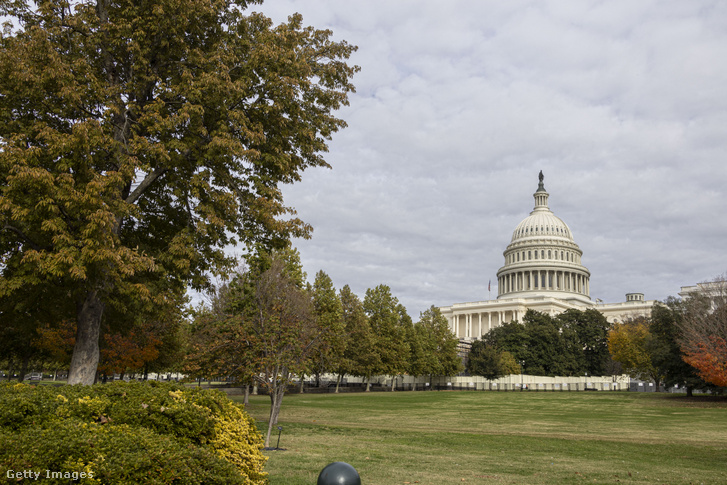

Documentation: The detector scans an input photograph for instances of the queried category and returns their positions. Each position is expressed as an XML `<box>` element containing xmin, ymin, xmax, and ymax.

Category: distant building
<box><xmin>679</xmin><ymin>280</ymin><xmax>727</xmax><ymax>311</ymax></box>
<box><xmin>440</xmin><ymin>173</ymin><xmax>655</xmax><ymax>341</ymax></box>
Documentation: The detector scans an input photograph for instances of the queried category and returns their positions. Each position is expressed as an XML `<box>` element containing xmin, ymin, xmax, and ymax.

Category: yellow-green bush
<box><xmin>0</xmin><ymin>382</ymin><xmax>268</xmax><ymax>484</ymax></box>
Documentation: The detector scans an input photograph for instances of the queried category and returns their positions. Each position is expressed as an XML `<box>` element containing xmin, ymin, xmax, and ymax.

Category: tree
<box><xmin>608</xmin><ymin>318</ymin><xmax>662</xmax><ymax>388</ymax></box>
<box><xmin>228</xmin><ymin>248</ymin><xmax>320</xmax><ymax>447</ymax></box>
<box><xmin>0</xmin><ymin>1</ymin><xmax>357</xmax><ymax>384</ymax></box>
<box><xmin>186</xmin><ymin>247</ymin><xmax>322</xmax><ymax>447</ymax></box>
<box><xmin>678</xmin><ymin>276</ymin><xmax>727</xmax><ymax>388</ymax></box>
<box><xmin>648</xmin><ymin>298</ymin><xmax>708</xmax><ymax>396</ymax></box>
<box><xmin>363</xmin><ymin>285</ymin><xmax>410</xmax><ymax>390</ymax></box>
<box><xmin>521</xmin><ymin>310</ymin><xmax>577</xmax><ymax>376</ymax></box>
<box><xmin>412</xmin><ymin>306</ymin><xmax>462</xmax><ymax>385</ymax></box>
<box><xmin>336</xmin><ymin>285</ymin><xmax>379</xmax><ymax>392</ymax></box>
<box><xmin>467</xmin><ymin>339</ymin><xmax>519</xmax><ymax>380</ymax></box>
<box><xmin>482</xmin><ymin>310</ymin><xmax>610</xmax><ymax>377</ymax></box>
<box><xmin>307</xmin><ymin>271</ymin><xmax>345</xmax><ymax>387</ymax></box>
<box><xmin>483</xmin><ymin>321</ymin><xmax>528</xmax><ymax>363</ymax></box>
<box><xmin>556</xmin><ymin>308</ymin><xmax>611</xmax><ymax>376</ymax></box>
<box><xmin>0</xmin><ymin>282</ymin><xmax>74</xmax><ymax>381</ymax></box>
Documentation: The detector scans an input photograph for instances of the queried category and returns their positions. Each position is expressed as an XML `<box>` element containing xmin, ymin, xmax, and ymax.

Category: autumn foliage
<box><xmin>678</xmin><ymin>278</ymin><xmax>727</xmax><ymax>388</ymax></box>
<box><xmin>682</xmin><ymin>337</ymin><xmax>727</xmax><ymax>388</ymax></box>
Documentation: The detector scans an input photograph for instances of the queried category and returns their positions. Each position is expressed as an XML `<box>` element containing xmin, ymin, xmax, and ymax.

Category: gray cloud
<box><xmin>254</xmin><ymin>0</ymin><xmax>727</xmax><ymax>317</ymax></box>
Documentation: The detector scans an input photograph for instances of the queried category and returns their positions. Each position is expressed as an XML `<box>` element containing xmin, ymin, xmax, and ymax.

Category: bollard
<box><xmin>317</xmin><ymin>462</ymin><xmax>361</xmax><ymax>485</ymax></box>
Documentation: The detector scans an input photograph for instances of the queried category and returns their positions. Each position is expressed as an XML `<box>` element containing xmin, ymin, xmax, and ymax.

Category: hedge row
<box><xmin>0</xmin><ymin>381</ymin><xmax>268</xmax><ymax>484</ymax></box>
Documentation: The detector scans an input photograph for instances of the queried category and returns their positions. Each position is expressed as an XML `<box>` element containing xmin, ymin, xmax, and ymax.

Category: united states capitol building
<box><xmin>440</xmin><ymin>172</ymin><xmax>655</xmax><ymax>341</ymax></box>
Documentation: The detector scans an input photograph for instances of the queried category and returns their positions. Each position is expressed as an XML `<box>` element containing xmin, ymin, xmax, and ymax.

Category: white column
<box><xmin>478</xmin><ymin>313</ymin><xmax>482</xmax><ymax>337</ymax></box>
<box><xmin>488</xmin><ymin>312</ymin><xmax>492</xmax><ymax>332</ymax></box>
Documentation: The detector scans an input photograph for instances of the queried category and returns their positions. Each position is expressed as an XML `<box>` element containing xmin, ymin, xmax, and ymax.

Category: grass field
<box><xmin>235</xmin><ymin>390</ymin><xmax>727</xmax><ymax>485</ymax></box>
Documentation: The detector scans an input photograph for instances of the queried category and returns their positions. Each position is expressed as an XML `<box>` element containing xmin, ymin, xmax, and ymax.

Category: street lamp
<box><xmin>520</xmin><ymin>360</ymin><xmax>525</xmax><ymax>391</ymax></box>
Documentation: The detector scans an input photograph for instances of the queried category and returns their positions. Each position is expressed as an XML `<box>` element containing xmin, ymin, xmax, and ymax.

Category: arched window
<box><xmin>528</xmin><ymin>251</ymin><xmax>531</xmax><ymax>260</ymax></box>
<box><xmin>548</xmin><ymin>250</ymin><xmax>551</xmax><ymax>259</ymax></box>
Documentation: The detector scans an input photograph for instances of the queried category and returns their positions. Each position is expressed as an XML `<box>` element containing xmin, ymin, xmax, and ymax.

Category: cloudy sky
<box><xmin>254</xmin><ymin>0</ymin><xmax>727</xmax><ymax>318</ymax></box>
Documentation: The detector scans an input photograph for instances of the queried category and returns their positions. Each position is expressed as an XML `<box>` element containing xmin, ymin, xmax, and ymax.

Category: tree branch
<box><xmin>3</xmin><ymin>225</ymin><xmax>48</xmax><ymax>251</ymax></box>
<box><xmin>126</xmin><ymin>167</ymin><xmax>166</xmax><ymax>204</ymax></box>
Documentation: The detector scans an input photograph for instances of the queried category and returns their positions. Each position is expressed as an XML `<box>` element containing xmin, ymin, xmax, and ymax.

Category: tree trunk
<box><xmin>335</xmin><ymin>373</ymin><xmax>343</xmax><ymax>393</ymax></box>
<box><xmin>67</xmin><ymin>290</ymin><xmax>105</xmax><ymax>385</ymax></box>
<box><xmin>298</xmin><ymin>374</ymin><xmax>305</xmax><ymax>393</ymax></box>
<box><xmin>265</xmin><ymin>382</ymin><xmax>287</xmax><ymax>448</ymax></box>
<box><xmin>686</xmin><ymin>385</ymin><xmax>693</xmax><ymax>397</ymax></box>
<box><xmin>390</xmin><ymin>376</ymin><xmax>396</xmax><ymax>391</ymax></box>
<box><xmin>17</xmin><ymin>355</ymin><xmax>29</xmax><ymax>383</ymax></box>
<box><xmin>365</xmin><ymin>375</ymin><xmax>371</xmax><ymax>392</ymax></box>
<box><xmin>243</xmin><ymin>384</ymin><xmax>250</xmax><ymax>406</ymax></box>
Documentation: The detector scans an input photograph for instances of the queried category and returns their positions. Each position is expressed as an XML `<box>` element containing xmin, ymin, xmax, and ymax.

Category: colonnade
<box><xmin>497</xmin><ymin>269</ymin><xmax>589</xmax><ymax>297</ymax></box>
<box><xmin>450</xmin><ymin>309</ymin><xmax>522</xmax><ymax>339</ymax></box>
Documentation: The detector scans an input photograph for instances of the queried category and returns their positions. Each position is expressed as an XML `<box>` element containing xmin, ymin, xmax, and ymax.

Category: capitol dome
<box><xmin>496</xmin><ymin>173</ymin><xmax>591</xmax><ymax>304</ymax></box>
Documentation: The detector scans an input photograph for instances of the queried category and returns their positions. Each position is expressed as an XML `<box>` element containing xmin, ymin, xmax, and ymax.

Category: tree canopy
<box><xmin>608</xmin><ymin>317</ymin><xmax>661</xmax><ymax>386</ymax></box>
<box><xmin>480</xmin><ymin>309</ymin><xmax>612</xmax><ymax>377</ymax></box>
<box><xmin>0</xmin><ymin>0</ymin><xmax>358</xmax><ymax>384</ymax></box>
<box><xmin>678</xmin><ymin>277</ymin><xmax>727</xmax><ymax>388</ymax></box>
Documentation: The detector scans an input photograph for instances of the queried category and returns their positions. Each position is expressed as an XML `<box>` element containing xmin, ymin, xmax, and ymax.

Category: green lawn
<box><xmin>235</xmin><ymin>390</ymin><xmax>727</xmax><ymax>485</ymax></box>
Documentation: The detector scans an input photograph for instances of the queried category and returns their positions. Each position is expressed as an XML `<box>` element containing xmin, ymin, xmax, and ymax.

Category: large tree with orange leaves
<box><xmin>679</xmin><ymin>276</ymin><xmax>727</xmax><ymax>388</ymax></box>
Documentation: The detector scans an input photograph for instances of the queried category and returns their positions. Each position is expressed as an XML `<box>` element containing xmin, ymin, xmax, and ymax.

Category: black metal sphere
<box><xmin>317</xmin><ymin>462</ymin><xmax>361</xmax><ymax>485</ymax></box>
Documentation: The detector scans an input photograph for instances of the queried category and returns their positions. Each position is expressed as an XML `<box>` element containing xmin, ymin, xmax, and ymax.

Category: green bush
<box><xmin>0</xmin><ymin>382</ymin><xmax>268</xmax><ymax>484</ymax></box>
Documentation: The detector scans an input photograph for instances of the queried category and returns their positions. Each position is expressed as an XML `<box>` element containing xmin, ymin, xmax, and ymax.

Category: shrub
<box><xmin>0</xmin><ymin>382</ymin><xmax>268</xmax><ymax>484</ymax></box>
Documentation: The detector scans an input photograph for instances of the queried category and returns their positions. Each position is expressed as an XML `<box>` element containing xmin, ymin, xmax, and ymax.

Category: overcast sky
<box><xmin>254</xmin><ymin>0</ymin><xmax>727</xmax><ymax>318</ymax></box>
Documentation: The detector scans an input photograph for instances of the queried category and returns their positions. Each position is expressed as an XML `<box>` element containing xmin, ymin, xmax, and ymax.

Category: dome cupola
<box><xmin>496</xmin><ymin>172</ymin><xmax>591</xmax><ymax>304</ymax></box>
